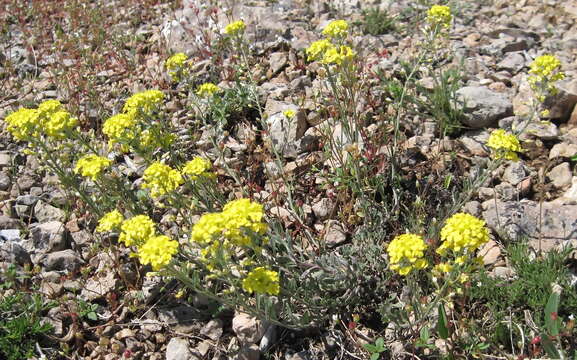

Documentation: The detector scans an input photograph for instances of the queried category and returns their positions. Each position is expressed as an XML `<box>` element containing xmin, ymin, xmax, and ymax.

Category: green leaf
<box><xmin>436</xmin><ymin>303</ymin><xmax>449</xmax><ymax>339</ymax></box>
<box><xmin>477</xmin><ymin>342</ymin><xmax>490</xmax><ymax>350</ymax></box>
<box><xmin>545</xmin><ymin>290</ymin><xmax>561</xmax><ymax>336</ymax></box>
<box><xmin>87</xmin><ymin>312</ymin><xmax>98</xmax><ymax>321</ymax></box>
<box><xmin>375</xmin><ymin>337</ymin><xmax>385</xmax><ymax>349</ymax></box>
<box><xmin>363</xmin><ymin>344</ymin><xmax>377</xmax><ymax>352</ymax></box>
<box><xmin>420</xmin><ymin>325</ymin><xmax>430</xmax><ymax>342</ymax></box>
<box><xmin>370</xmin><ymin>354</ymin><xmax>380</xmax><ymax>360</ymax></box>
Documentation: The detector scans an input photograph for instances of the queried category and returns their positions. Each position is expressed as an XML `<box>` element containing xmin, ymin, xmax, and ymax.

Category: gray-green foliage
<box><xmin>470</xmin><ymin>243</ymin><xmax>577</xmax><ymax>319</ymax></box>
<box><xmin>417</xmin><ymin>67</ymin><xmax>464</xmax><ymax>136</ymax></box>
<box><xmin>358</xmin><ymin>8</ymin><xmax>396</xmax><ymax>36</ymax></box>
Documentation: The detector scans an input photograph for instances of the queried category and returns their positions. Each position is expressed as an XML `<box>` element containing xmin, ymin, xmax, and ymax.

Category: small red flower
<box><xmin>531</xmin><ymin>336</ymin><xmax>541</xmax><ymax>345</ymax></box>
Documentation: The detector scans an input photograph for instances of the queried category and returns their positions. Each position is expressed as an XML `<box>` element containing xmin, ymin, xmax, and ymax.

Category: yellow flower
<box><xmin>74</xmin><ymin>154</ymin><xmax>112</xmax><ymax>180</ymax></box>
<box><xmin>427</xmin><ymin>5</ymin><xmax>452</xmax><ymax>28</ymax></box>
<box><xmin>182</xmin><ymin>157</ymin><xmax>214</xmax><ymax>180</ymax></box>
<box><xmin>191</xmin><ymin>212</ymin><xmax>226</xmax><ymax>244</ymax></box>
<box><xmin>529</xmin><ymin>55</ymin><xmax>564</xmax><ymax>80</ymax></box>
<box><xmin>221</xmin><ymin>199</ymin><xmax>267</xmax><ymax>246</ymax></box>
<box><xmin>434</xmin><ymin>262</ymin><xmax>453</xmax><ymax>274</ymax></box>
<box><xmin>4</xmin><ymin>108</ymin><xmax>41</xmax><ymax>140</ymax></box>
<box><xmin>141</xmin><ymin>162</ymin><xmax>183</xmax><ymax>198</ymax></box>
<box><xmin>165</xmin><ymin>52</ymin><xmax>189</xmax><ymax>82</ymax></box>
<box><xmin>454</xmin><ymin>256</ymin><xmax>466</xmax><ymax>265</ymax></box>
<box><xmin>103</xmin><ymin>113</ymin><xmax>136</xmax><ymax>145</ymax></box>
<box><xmin>486</xmin><ymin>129</ymin><xmax>522</xmax><ymax>161</ymax></box>
<box><xmin>242</xmin><ymin>267</ymin><xmax>280</xmax><ymax>295</ymax></box>
<box><xmin>96</xmin><ymin>210</ymin><xmax>124</xmax><ymax>232</ymax></box>
<box><xmin>190</xmin><ymin>199</ymin><xmax>267</xmax><ymax>248</ymax></box>
<box><xmin>196</xmin><ymin>83</ymin><xmax>220</xmax><ymax>98</ymax></box>
<box><xmin>123</xmin><ymin>90</ymin><xmax>165</xmax><ymax>116</ymax></box>
<box><xmin>224</xmin><ymin>20</ymin><xmax>246</xmax><ymax>36</ymax></box>
<box><xmin>119</xmin><ymin>215</ymin><xmax>156</xmax><ymax>247</ymax></box>
<box><xmin>528</xmin><ymin>54</ymin><xmax>564</xmax><ymax>100</ymax></box>
<box><xmin>45</xmin><ymin>110</ymin><xmax>78</xmax><ymax>139</ymax></box>
<box><xmin>37</xmin><ymin>100</ymin><xmax>64</xmax><ymax>118</ymax></box>
<box><xmin>438</xmin><ymin>213</ymin><xmax>490</xmax><ymax>255</ymax></box>
<box><xmin>306</xmin><ymin>39</ymin><xmax>334</xmax><ymax>62</ymax></box>
<box><xmin>386</xmin><ymin>233</ymin><xmax>428</xmax><ymax>276</ymax></box>
<box><xmin>137</xmin><ymin>235</ymin><xmax>178</xmax><ymax>270</ymax></box>
<box><xmin>283</xmin><ymin>109</ymin><xmax>296</xmax><ymax>119</ymax></box>
<box><xmin>322</xmin><ymin>20</ymin><xmax>349</xmax><ymax>38</ymax></box>
<box><xmin>321</xmin><ymin>45</ymin><xmax>355</xmax><ymax>65</ymax></box>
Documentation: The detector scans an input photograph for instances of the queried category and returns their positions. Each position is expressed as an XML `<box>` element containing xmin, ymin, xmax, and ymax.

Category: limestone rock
<box><xmin>483</xmin><ymin>200</ymin><xmax>577</xmax><ymax>250</ymax></box>
<box><xmin>549</xmin><ymin>143</ymin><xmax>577</xmax><ymax>159</ymax></box>
<box><xmin>547</xmin><ymin>163</ymin><xmax>573</xmax><ymax>189</ymax></box>
<box><xmin>166</xmin><ymin>337</ymin><xmax>192</xmax><ymax>360</ymax></box>
<box><xmin>232</xmin><ymin>312</ymin><xmax>267</xmax><ymax>346</ymax></box>
<box><xmin>28</xmin><ymin>221</ymin><xmax>69</xmax><ymax>254</ymax></box>
<box><xmin>42</xmin><ymin>249</ymin><xmax>83</xmax><ymax>271</ymax></box>
<box><xmin>34</xmin><ymin>200</ymin><xmax>66</xmax><ymax>223</ymax></box>
<box><xmin>456</xmin><ymin>86</ymin><xmax>513</xmax><ymax>128</ymax></box>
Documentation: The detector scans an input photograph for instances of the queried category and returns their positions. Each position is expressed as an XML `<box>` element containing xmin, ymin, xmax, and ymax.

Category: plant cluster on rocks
<box><xmin>1</xmin><ymin>0</ymin><xmax>577</xmax><ymax>359</ymax></box>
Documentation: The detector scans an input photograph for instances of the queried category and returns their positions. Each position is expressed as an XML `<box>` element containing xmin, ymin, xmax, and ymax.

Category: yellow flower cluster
<box><xmin>486</xmin><ymin>129</ymin><xmax>522</xmax><ymax>161</ymax></box>
<box><xmin>4</xmin><ymin>108</ymin><xmax>42</xmax><ymax>140</ymax></box>
<box><xmin>306</xmin><ymin>21</ymin><xmax>355</xmax><ymax>66</ymax></box>
<box><xmin>196</xmin><ymin>83</ymin><xmax>220</xmax><ymax>98</ymax></box>
<box><xmin>4</xmin><ymin>100</ymin><xmax>77</xmax><ymax>141</ymax></box>
<box><xmin>138</xmin><ymin>235</ymin><xmax>179</xmax><ymax>270</ymax></box>
<box><xmin>118</xmin><ymin>215</ymin><xmax>156</xmax><ymax>247</ymax></box>
<box><xmin>306</xmin><ymin>39</ymin><xmax>333</xmax><ymax>62</ymax></box>
<box><xmin>182</xmin><ymin>157</ymin><xmax>214</xmax><ymax>180</ymax></box>
<box><xmin>45</xmin><ymin>110</ymin><xmax>77</xmax><ymax>139</ymax></box>
<box><xmin>74</xmin><ymin>154</ymin><xmax>112</xmax><ymax>180</ymax></box>
<box><xmin>103</xmin><ymin>90</ymin><xmax>166</xmax><ymax>151</ymax></box>
<box><xmin>165</xmin><ymin>52</ymin><xmax>189</xmax><ymax>82</ymax></box>
<box><xmin>116</xmin><ymin>214</ymin><xmax>178</xmax><ymax>269</ymax></box>
<box><xmin>102</xmin><ymin>113</ymin><xmax>136</xmax><ymax>146</ymax></box>
<box><xmin>426</xmin><ymin>5</ymin><xmax>452</xmax><ymax>29</ymax></box>
<box><xmin>96</xmin><ymin>210</ymin><xmax>124</xmax><ymax>232</ymax></box>
<box><xmin>224</xmin><ymin>20</ymin><xmax>246</xmax><ymax>36</ymax></box>
<box><xmin>191</xmin><ymin>199</ymin><xmax>267</xmax><ymax>271</ymax></box>
<box><xmin>529</xmin><ymin>55</ymin><xmax>564</xmax><ymax>81</ymax></box>
<box><xmin>438</xmin><ymin>213</ymin><xmax>489</xmax><ymax>255</ymax></box>
<box><xmin>434</xmin><ymin>262</ymin><xmax>453</xmax><ymax>274</ymax></box>
<box><xmin>37</xmin><ymin>100</ymin><xmax>63</xmax><ymax>117</ymax></box>
<box><xmin>283</xmin><ymin>109</ymin><xmax>296</xmax><ymax>119</ymax></box>
<box><xmin>192</xmin><ymin>199</ymin><xmax>267</xmax><ymax>246</ymax></box>
<box><xmin>321</xmin><ymin>45</ymin><xmax>355</xmax><ymax>66</ymax></box>
<box><xmin>386</xmin><ymin>233</ymin><xmax>428</xmax><ymax>276</ymax></box>
<box><xmin>242</xmin><ymin>267</ymin><xmax>280</xmax><ymax>295</ymax></box>
<box><xmin>141</xmin><ymin>162</ymin><xmax>184</xmax><ymax>198</ymax></box>
<box><xmin>528</xmin><ymin>54</ymin><xmax>565</xmax><ymax>101</ymax></box>
<box><xmin>122</xmin><ymin>90</ymin><xmax>165</xmax><ymax>117</ymax></box>
<box><xmin>322</xmin><ymin>19</ymin><xmax>349</xmax><ymax>38</ymax></box>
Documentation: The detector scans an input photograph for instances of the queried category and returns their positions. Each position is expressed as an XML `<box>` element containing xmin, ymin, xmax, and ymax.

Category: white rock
<box><xmin>547</xmin><ymin>163</ymin><xmax>572</xmax><ymax>189</ymax></box>
<box><xmin>166</xmin><ymin>337</ymin><xmax>192</xmax><ymax>360</ymax></box>
<box><xmin>456</xmin><ymin>86</ymin><xmax>513</xmax><ymax>128</ymax></box>
<box><xmin>549</xmin><ymin>143</ymin><xmax>577</xmax><ymax>159</ymax></box>
<box><xmin>232</xmin><ymin>312</ymin><xmax>267</xmax><ymax>346</ymax></box>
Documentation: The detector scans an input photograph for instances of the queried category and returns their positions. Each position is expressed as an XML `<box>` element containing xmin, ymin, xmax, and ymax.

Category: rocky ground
<box><xmin>1</xmin><ymin>0</ymin><xmax>577</xmax><ymax>359</ymax></box>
